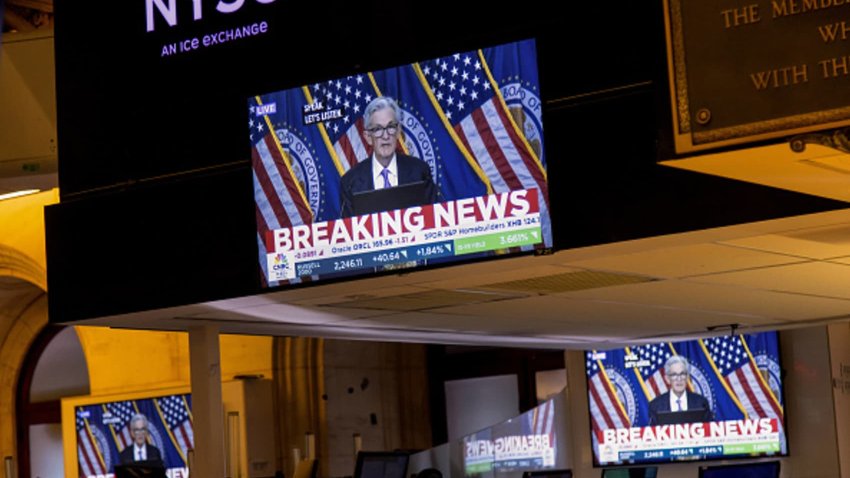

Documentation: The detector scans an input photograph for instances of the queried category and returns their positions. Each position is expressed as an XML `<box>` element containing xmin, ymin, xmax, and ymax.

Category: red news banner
<box><xmin>597</xmin><ymin>418</ymin><xmax>781</xmax><ymax>463</ymax></box>
<box><xmin>265</xmin><ymin>189</ymin><xmax>542</xmax><ymax>281</ymax></box>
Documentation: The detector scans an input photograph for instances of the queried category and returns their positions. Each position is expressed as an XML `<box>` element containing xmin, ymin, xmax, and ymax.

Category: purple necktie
<box><xmin>676</xmin><ymin>397</ymin><xmax>682</xmax><ymax>411</ymax></box>
<box><xmin>380</xmin><ymin>168</ymin><xmax>390</xmax><ymax>189</ymax></box>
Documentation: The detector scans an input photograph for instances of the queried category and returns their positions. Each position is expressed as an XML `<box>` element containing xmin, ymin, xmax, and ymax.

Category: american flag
<box><xmin>76</xmin><ymin>409</ymin><xmax>106</xmax><ymax>478</ymax></box>
<box><xmin>156</xmin><ymin>395</ymin><xmax>194</xmax><ymax>460</ymax></box>
<box><xmin>102</xmin><ymin>400</ymin><xmax>137</xmax><ymax>451</ymax></box>
<box><xmin>702</xmin><ymin>336</ymin><xmax>784</xmax><ymax>421</ymax></box>
<box><xmin>628</xmin><ymin>343</ymin><xmax>675</xmax><ymax>401</ymax></box>
<box><xmin>586</xmin><ymin>354</ymin><xmax>630</xmax><ymax>435</ymax></box>
<box><xmin>307</xmin><ymin>75</ymin><xmax>384</xmax><ymax>172</ymax></box>
<box><xmin>250</xmin><ymin>100</ymin><xmax>313</xmax><ymax>285</ymax></box>
<box><xmin>528</xmin><ymin>396</ymin><xmax>555</xmax><ymax>439</ymax></box>
<box><xmin>417</xmin><ymin>52</ymin><xmax>549</xmax><ymax>217</ymax></box>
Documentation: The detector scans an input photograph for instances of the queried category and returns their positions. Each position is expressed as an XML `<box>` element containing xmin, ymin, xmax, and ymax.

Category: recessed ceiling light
<box><xmin>0</xmin><ymin>189</ymin><xmax>40</xmax><ymax>201</ymax></box>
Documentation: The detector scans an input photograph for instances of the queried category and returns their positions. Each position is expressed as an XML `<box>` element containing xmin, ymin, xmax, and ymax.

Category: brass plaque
<box><xmin>665</xmin><ymin>0</ymin><xmax>850</xmax><ymax>153</ymax></box>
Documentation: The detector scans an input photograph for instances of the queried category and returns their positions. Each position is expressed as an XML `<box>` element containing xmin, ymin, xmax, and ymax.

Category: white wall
<box><xmin>444</xmin><ymin>375</ymin><xmax>519</xmax><ymax>441</ymax></box>
<box><xmin>30</xmin><ymin>327</ymin><xmax>89</xmax><ymax>402</ymax></box>
<box><xmin>828</xmin><ymin>322</ymin><xmax>850</xmax><ymax>477</ymax></box>
<box><xmin>29</xmin><ymin>424</ymin><xmax>63</xmax><ymax>478</ymax></box>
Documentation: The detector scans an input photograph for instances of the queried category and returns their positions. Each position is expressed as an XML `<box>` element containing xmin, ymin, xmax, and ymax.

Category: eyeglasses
<box><xmin>132</xmin><ymin>428</ymin><xmax>147</xmax><ymax>434</ymax></box>
<box><xmin>667</xmin><ymin>372</ymin><xmax>688</xmax><ymax>380</ymax></box>
<box><xmin>366</xmin><ymin>122</ymin><xmax>399</xmax><ymax>137</ymax></box>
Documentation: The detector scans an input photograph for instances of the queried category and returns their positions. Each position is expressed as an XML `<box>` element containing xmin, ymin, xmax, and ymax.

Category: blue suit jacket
<box><xmin>647</xmin><ymin>391</ymin><xmax>713</xmax><ymax>425</ymax></box>
<box><xmin>339</xmin><ymin>153</ymin><xmax>438</xmax><ymax>217</ymax></box>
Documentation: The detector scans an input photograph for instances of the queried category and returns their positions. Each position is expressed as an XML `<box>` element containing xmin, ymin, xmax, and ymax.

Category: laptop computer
<box><xmin>352</xmin><ymin>181</ymin><xmax>430</xmax><ymax>216</ymax></box>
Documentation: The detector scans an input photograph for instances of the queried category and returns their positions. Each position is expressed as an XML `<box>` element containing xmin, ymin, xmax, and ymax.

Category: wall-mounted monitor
<box><xmin>584</xmin><ymin>332</ymin><xmax>786</xmax><ymax>467</ymax></box>
<box><xmin>249</xmin><ymin>38</ymin><xmax>552</xmax><ymax>287</ymax></box>
<box><xmin>62</xmin><ymin>388</ymin><xmax>192</xmax><ymax>478</ymax></box>
<box><xmin>698</xmin><ymin>461</ymin><xmax>780</xmax><ymax>478</ymax></box>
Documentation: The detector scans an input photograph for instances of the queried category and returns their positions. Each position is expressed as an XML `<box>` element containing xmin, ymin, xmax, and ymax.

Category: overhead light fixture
<box><xmin>0</xmin><ymin>189</ymin><xmax>40</xmax><ymax>201</ymax></box>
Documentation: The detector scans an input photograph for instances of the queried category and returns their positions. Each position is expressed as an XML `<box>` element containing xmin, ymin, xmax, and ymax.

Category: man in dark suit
<box><xmin>339</xmin><ymin>96</ymin><xmax>438</xmax><ymax>217</ymax></box>
<box><xmin>648</xmin><ymin>355</ymin><xmax>713</xmax><ymax>425</ymax></box>
<box><xmin>119</xmin><ymin>413</ymin><xmax>164</xmax><ymax>466</ymax></box>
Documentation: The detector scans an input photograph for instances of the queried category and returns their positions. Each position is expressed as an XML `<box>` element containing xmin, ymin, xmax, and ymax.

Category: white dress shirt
<box><xmin>371</xmin><ymin>154</ymin><xmax>398</xmax><ymax>189</ymax></box>
<box><xmin>669</xmin><ymin>391</ymin><xmax>688</xmax><ymax>412</ymax></box>
<box><xmin>134</xmin><ymin>444</ymin><xmax>147</xmax><ymax>461</ymax></box>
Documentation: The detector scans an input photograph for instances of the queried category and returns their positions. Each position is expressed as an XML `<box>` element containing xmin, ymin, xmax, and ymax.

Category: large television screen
<box><xmin>63</xmin><ymin>391</ymin><xmax>193</xmax><ymax>478</ymax></box>
<box><xmin>585</xmin><ymin>332</ymin><xmax>786</xmax><ymax>466</ymax></box>
<box><xmin>249</xmin><ymin>38</ymin><xmax>551</xmax><ymax>287</ymax></box>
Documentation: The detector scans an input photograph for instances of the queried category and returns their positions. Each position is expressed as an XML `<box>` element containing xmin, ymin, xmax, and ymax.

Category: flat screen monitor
<box><xmin>585</xmin><ymin>331</ymin><xmax>787</xmax><ymax>466</ymax></box>
<box><xmin>114</xmin><ymin>463</ymin><xmax>167</xmax><ymax>478</ymax></box>
<box><xmin>354</xmin><ymin>451</ymin><xmax>410</xmax><ymax>478</ymax></box>
<box><xmin>353</xmin><ymin>181</ymin><xmax>431</xmax><ymax>216</ymax></box>
<box><xmin>64</xmin><ymin>390</ymin><xmax>192</xmax><ymax>478</ymax></box>
<box><xmin>698</xmin><ymin>461</ymin><xmax>780</xmax><ymax>478</ymax></box>
<box><xmin>522</xmin><ymin>469</ymin><xmax>572</xmax><ymax>478</ymax></box>
<box><xmin>601</xmin><ymin>466</ymin><xmax>658</xmax><ymax>478</ymax></box>
<box><xmin>250</xmin><ymin>38</ymin><xmax>552</xmax><ymax>287</ymax></box>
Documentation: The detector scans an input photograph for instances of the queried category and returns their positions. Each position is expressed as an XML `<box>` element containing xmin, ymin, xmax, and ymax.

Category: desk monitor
<box><xmin>354</xmin><ymin>451</ymin><xmax>410</xmax><ymax>478</ymax></box>
<box><xmin>522</xmin><ymin>469</ymin><xmax>572</xmax><ymax>478</ymax></box>
<box><xmin>698</xmin><ymin>461</ymin><xmax>780</xmax><ymax>478</ymax></box>
<box><xmin>114</xmin><ymin>463</ymin><xmax>167</xmax><ymax>478</ymax></box>
<box><xmin>601</xmin><ymin>466</ymin><xmax>658</xmax><ymax>478</ymax></box>
<box><xmin>654</xmin><ymin>409</ymin><xmax>710</xmax><ymax>425</ymax></box>
<box><xmin>352</xmin><ymin>181</ymin><xmax>431</xmax><ymax>216</ymax></box>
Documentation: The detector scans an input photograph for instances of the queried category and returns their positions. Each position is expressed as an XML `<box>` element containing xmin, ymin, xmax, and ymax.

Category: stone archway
<box><xmin>0</xmin><ymin>243</ymin><xmax>48</xmax><ymax>473</ymax></box>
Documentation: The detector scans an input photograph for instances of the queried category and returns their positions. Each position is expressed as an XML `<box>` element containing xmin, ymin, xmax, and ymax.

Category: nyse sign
<box><xmin>664</xmin><ymin>0</ymin><xmax>850</xmax><ymax>153</ymax></box>
<box><xmin>146</xmin><ymin>0</ymin><xmax>277</xmax><ymax>32</ymax></box>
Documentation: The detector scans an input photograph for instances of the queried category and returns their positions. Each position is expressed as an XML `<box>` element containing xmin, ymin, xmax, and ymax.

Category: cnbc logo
<box><xmin>268</xmin><ymin>253</ymin><xmax>292</xmax><ymax>281</ymax></box>
<box><xmin>272</xmin><ymin>253</ymin><xmax>289</xmax><ymax>270</ymax></box>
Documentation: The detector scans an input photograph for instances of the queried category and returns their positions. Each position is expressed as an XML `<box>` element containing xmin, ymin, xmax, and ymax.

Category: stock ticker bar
<box><xmin>266</xmin><ymin>190</ymin><xmax>544</xmax><ymax>282</ymax></box>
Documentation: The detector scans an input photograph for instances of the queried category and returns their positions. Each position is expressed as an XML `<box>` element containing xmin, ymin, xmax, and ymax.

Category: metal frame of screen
<box><xmin>249</xmin><ymin>38</ymin><xmax>553</xmax><ymax>289</ymax></box>
<box><xmin>583</xmin><ymin>331</ymin><xmax>788</xmax><ymax>467</ymax></box>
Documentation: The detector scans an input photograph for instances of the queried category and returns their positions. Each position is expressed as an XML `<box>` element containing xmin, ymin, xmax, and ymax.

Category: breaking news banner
<box><xmin>265</xmin><ymin>189</ymin><xmax>541</xmax><ymax>282</ymax></box>
<box><xmin>596</xmin><ymin>418</ymin><xmax>781</xmax><ymax>464</ymax></box>
<box><xmin>463</xmin><ymin>394</ymin><xmax>561</xmax><ymax>477</ymax></box>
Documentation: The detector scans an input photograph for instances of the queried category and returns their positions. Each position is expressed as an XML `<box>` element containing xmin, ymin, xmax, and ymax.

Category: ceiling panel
<box><xmin>564</xmin><ymin>243</ymin><xmax>804</xmax><ymax>279</ymax></box>
<box><xmin>692</xmin><ymin>261</ymin><xmax>850</xmax><ymax>300</ymax></box>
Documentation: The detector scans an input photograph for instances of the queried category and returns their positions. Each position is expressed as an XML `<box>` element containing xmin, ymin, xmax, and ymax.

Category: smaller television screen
<box><xmin>585</xmin><ymin>332</ymin><xmax>786</xmax><ymax>466</ymax></box>
<box><xmin>462</xmin><ymin>391</ymin><xmax>568</xmax><ymax>478</ymax></box>
<box><xmin>699</xmin><ymin>461</ymin><xmax>780</xmax><ymax>478</ymax></box>
<box><xmin>71</xmin><ymin>392</ymin><xmax>192</xmax><ymax>478</ymax></box>
<box><xmin>355</xmin><ymin>451</ymin><xmax>410</xmax><ymax>478</ymax></box>
<box><xmin>601</xmin><ymin>466</ymin><xmax>658</xmax><ymax>478</ymax></box>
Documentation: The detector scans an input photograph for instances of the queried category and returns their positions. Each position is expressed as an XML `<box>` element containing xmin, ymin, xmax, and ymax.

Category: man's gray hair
<box><xmin>364</xmin><ymin>96</ymin><xmax>401</xmax><ymax>128</ymax></box>
<box><xmin>664</xmin><ymin>355</ymin><xmax>689</xmax><ymax>375</ymax></box>
<box><xmin>130</xmin><ymin>413</ymin><xmax>149</xmax><ymax>428</ymax></box>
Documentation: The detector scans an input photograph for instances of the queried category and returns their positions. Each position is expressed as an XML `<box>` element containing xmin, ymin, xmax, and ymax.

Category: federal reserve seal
<box><xmin>275</xmin><ymin>125</ymin><xmax>325</xmax><ymax>219</ymax></box>
<box><xmin>398</xmin><ymin>103</ymin><xmax>440</xmax><ymax>184</ymax></box>
<box><xmin>500</xmin><ymin>80</ymin><xmax>545</xmax><ymax>164</ymax></box>
<box><xmin>606</xmin><ymin>367</ymin><xmax>638</xmax><ymax>425</ymax></box>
